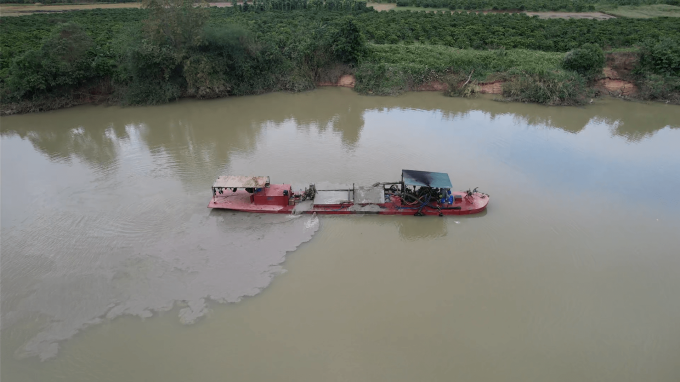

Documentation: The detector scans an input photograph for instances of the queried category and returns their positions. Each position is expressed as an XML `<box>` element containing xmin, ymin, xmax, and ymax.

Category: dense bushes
<box><xmin>117</xmin><ymin>11</ymin><xmax>366</xmax><ymax>104</ymax></box>
<box><xmin>1</xmin><ymin>5</ymin><xmax>679</xmax><ymax>109</ymax></box>
<box><xmin>357</xmin><ymin>11</ymin><xmax>680</xmax><ymax>51</ymax></box>
<box><xmin>3</xmin><ymin>8</ymin><xmax>680</xmax><ymax>80</ymax></box>
<box><xmin>353</xmin><ymin>44</ymin><xmax>592</xmax><ymax>105</ymax></box>
<box><xmin>0</xmin><ymin>9</ymin><xmax>148</xmax><ymax>81</ymax></box>
<box><xmin>4</xmin><ymin>23</ymin><xmax>100</xmax><ymax>101</ymax></box>
<box><xmin>502</xmin><ymin>71</ymin><xmax>589</xmax><ymax>105</ymax></box>
<box><xmin>562</xmin><ymin>43</ymin><xmax>605</xmax><ymax>78</ymax></box>
<box><xmin>394</xmin><ymin>0</ymin><xmax>680</xmax><ymax>10</ymax></box>
<box><xmin>396</xmin><ymin>0</ymin><xmax>596</xmax><ymax>11</ymax></box>
<box><xmin>599</xmin><ymin>0</ymin><xmax>680</xmax><ymax>5</ymax></box>
<box><xmin>355</xmin><ymin>44</ymin><xmax>565</xmax><ymax>95</ymax></box>
<box><xmin>632</xmin><ymin>38</ymin><xmax>680</xmax><ymax>103</ymax></box>
<box><xmin>333</xmin><ymin>17</ymin><xmax>369</xmax><ymax>64</ymax></box>
<box><xmin>1</xmin><ymin>5</ymin><xmax>370</xmax><ymax>107</ymax></box>
<box><xmin>637</xmin><ymin>38</ymin><xmax>680</xmax><ymax>76</ymax></box>
<box><xmin>636</xmin><ymin>74</ymin><xmax>680</xmax><ymax>102</ymax></box>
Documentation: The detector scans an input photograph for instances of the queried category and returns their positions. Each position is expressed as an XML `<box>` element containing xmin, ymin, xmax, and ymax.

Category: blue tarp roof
<box><xmin>402</xmin><ymin>170</ymin><xmax>452</xmax><ymax>189</ymax></box>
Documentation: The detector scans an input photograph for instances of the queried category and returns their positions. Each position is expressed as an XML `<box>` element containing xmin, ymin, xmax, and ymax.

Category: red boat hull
<box><xmin>208</xmin><ymin>188</ymin><xmax>488</xmax><ymax>216</ymax></box>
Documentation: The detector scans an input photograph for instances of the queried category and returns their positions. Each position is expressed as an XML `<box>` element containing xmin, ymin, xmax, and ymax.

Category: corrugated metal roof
<box><xmin>213</xmin><ymin>176</ymin><xmax>269</xmax><ymax>188</ymax></box>
<box><xmin>402</xmin><ymin>170</ymin><xmax>452</xmax><ymax>188</ymax></box>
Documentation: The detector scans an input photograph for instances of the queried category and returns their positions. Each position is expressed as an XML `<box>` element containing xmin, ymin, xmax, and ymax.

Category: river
<box><xmin>2</xmin><ymin>88</ymin><xmax>680</xmax><ymax>382</ymax></box>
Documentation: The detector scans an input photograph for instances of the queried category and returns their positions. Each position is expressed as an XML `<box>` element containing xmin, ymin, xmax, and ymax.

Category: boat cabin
<box><xmin>400</xmin><ymin>169</ymin><xmax>461</xmax><ymax>204</ymax></box>
<box><xmin>401</xmin><ymin>169</ymin><xmax>453</xmax><ymax>189</ymax></box>
<box><xmin>212</xmin><ymin>175</ymin><xmax>293</xmax><ymax>206</ymax></box>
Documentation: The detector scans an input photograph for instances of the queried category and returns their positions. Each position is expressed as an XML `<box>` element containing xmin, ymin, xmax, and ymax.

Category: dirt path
<box><xmin>366</xmin><ymin>3</ymin><xmax>615</xmax><ymax>19</ymax></box>
<box><xmin>1</xmin><ymin>2</ymin><xmax>142</xmax><ymax>16</ymax></box>
<box><xmin>367</xmin><ymin>3</ymin><xmax>396</xmax><ymax>11</ymax></box>
<box><xmin>524</xmin><ymin>11</ymin><xmax>614</xmax><ymax>19</ymax></box>
<box><xmin>0</xmin><ymin>2</ymin><xmax>250</xmax><ymax>16</ymax></box>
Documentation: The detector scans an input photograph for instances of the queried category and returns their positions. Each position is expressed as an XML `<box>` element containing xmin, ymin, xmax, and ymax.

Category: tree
<box><xmin>6</xmin><ymin>22</ymin><xmax>94</xmax><ymax>100</ymax></box>
<box><xmin>332</xmin><ymin>17</ymin><xmax>368</xmax><ymax>65</ymax></box>
<box><xmin>562</xmin><ymin>43</ymin><xmax>605</xmax><ymax>78</ymax></box>
<box><xmin>638</xmin><ymin>38</ymin><xmax>680</xmax><ymax>76</ymax></box>
<box><xmin>143</xmin><ymin>0</ymin><xmax>209</xmax><ymax>53</ymax></box>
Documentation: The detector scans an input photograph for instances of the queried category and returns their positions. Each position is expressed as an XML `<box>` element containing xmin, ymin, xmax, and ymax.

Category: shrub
<box><xmin>117</xmin><ymin>39</ymin><xmax>184</xmax><ymax>104</ymax></box>
<box><xmin>501</xmin><ymin>70</ymin><xmax>588</xmax><ymax>105</ymax></box>
<box><xmin>354</xmin><ymin>63</ymin><xmax>408</xmax><ymax>95</ymax></box>
<box><xmin>332</xmin><ymin>17</ymin><xmax>368</xmax><ymax>65</ymax></box>
<box><xmin>636</xmin><ymin>74</ymin><xmax>680</xmax><ymax>103</ymax></box>
<box><xmin>562</xmin><ymin>43</ymin><xmax>605</xmax><ymax>78</ymax></box>
<box><xmin>5</xmin><ymin>22</ymin><xmax>95</xmax><ymax>100</ymax></box>
<box><xmin>637</xmin><ymin>38</ymin><xmax>680</xmax><ymax>77</ymax></box>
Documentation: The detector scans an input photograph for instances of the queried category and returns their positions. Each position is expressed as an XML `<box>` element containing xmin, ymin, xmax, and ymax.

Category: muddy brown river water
<box><xmin>2</xmin><ymin>88</ymin><xmax>680</xmax><ymax>382</ymax></box>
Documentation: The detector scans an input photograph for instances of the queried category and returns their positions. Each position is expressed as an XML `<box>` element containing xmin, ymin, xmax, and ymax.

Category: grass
<box><xmin>355</xmin><ymin>44</ymin><xmax>566</xmax><ymax>95</ymax></box>
<box><xmin>369</xmin><ymin>44</ymin><xmax>564</xmax><ymax>77</ymax></box>
<box><xmin>501</xmin><ymin>71</ymin><xmax>589</xmax><ymax>105</ymax></box>
<box><xmin>596</xmin><ymin>4</ymin><xmax>680</xmax><ymax>18</ymax></box>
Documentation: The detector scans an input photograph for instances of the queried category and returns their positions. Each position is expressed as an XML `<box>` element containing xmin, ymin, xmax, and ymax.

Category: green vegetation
<box><xmin>637</xmin><ymin>38</ymin><xmax>680</xmax><ymax>76</ymax></box>
<box><xmin>597</xmin><ymin>3</ymin><xmax>680</xmax><ymax>17</ymax></box>
<box><xmin>1</xmin><ymin>1</ymin><xmax>371</xmax><ymax>111</ymax></box>
<box><xmin>395</xmin><ymin>0</ymin><xmax>596</xmax><ymax>11</ymax></box>
<box><xmin>355</xmin><ymin>44</ymin><xmax>564</xmax><ymax>95</ymax></box>
<box><xmin>501</xmin><ymin>71</ymin><xmax>588</xmax><ymax>105</ymax></box>
<box><xmin>5</xmin><ymin>22</ymin><xmax>100</xmax><ymax>100</ymax></box>
<box><xmin>1</xmin><ymin>2</ymin><xmax>679</xmax><ymax>112</ymax></box>
<box><xmin>633</xmin><ymin>38</ymin><xmax>680</xmax><ymax>102</ymax></box>
<box><xmin>562</xmin><ymin>43</ymin><xmax>605</xmax><ymax>78</ymax></box>
<box><xmin>392</xmin><ymin>0</ymin><xmax>680</xmax><ymax>12</ymax></box>
<box><xmin>355</xmin><ymin>44</ymin><xmax>594</xmax><ymax>105</ymax></box>
<box><xmin>0</xmin><ymin>9</ymin><xmax>148</xmax><ymax>80</ymax></box>
<box><xmin>355</xmin><ymin>11</ymin><xmax>680</xmax><ymax>50</ymax></box>
<box><xmin>636</xmin><ymin>74</ymin><xmax>680</xmax><ymax>102</ymax></box>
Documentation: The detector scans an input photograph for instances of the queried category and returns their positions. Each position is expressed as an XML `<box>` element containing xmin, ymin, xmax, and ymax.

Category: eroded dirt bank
<box><xmin>317</xmin><ymin>68</ymin><xmax>637</xmax><ymax>97</ymax></box>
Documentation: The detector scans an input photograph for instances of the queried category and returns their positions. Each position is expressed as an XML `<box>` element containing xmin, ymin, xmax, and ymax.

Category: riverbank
<box><xmin>320</xmin><ymin>70</ymin><xmax>637</xmax><ymax>97</ymax></box>
<box><xmin>0</xmin><ymin>51</ymin><xmax>668</xmax><ymax>116</ymax></box>
<box><xmin>0</xmin><ymin>69</ymin><xmax>648</xmax><ymax>117</ymax></box>
<box><xmin>0</xmin><ymin>42</ymin><xmax>674</xmax><ymax>116</ymax></box>
<box><xmin>1</xmin><ymin>6</ymin><xmax>678</xmax><ymax>115</ymax></box>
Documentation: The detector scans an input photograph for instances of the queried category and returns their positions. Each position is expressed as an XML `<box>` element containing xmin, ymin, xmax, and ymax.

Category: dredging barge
<box><xmin>208</xmin><ymin>170</ymin><xmax>489</xmax><ymax>216</ymax></box>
